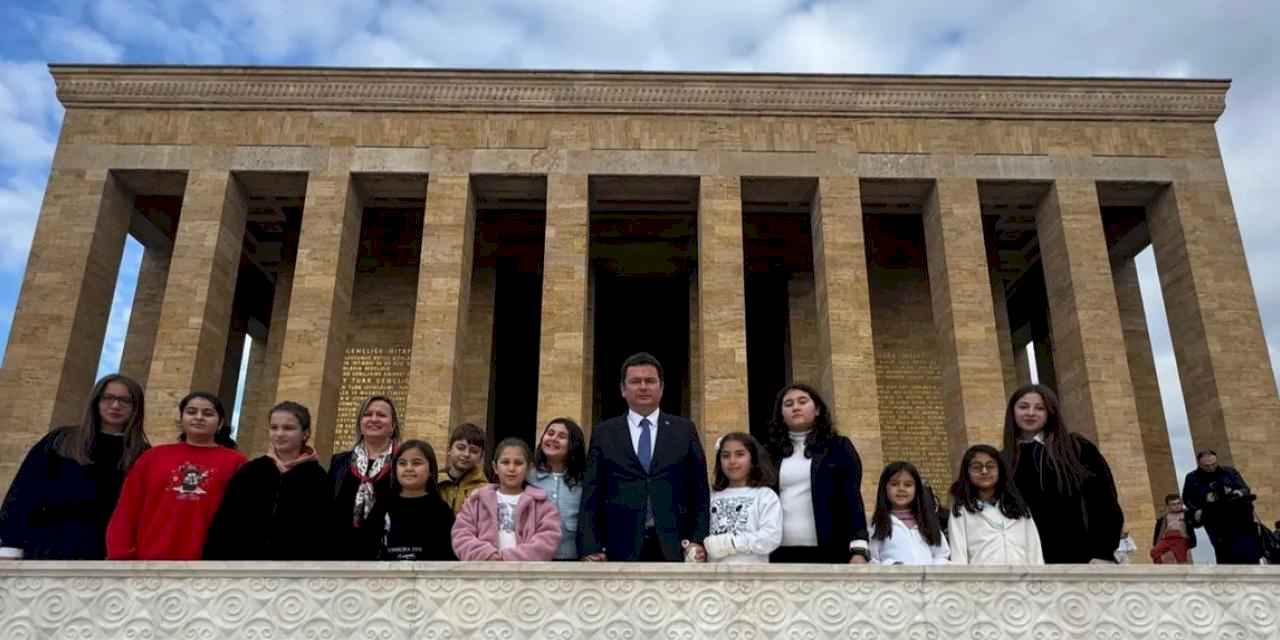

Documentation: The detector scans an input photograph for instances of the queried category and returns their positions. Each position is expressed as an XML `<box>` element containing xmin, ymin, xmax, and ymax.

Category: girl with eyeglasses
<box><xmin>0</xmin><ymin>374</ymin><xmax>150</xmax><ymax>559</ymax></box>
<box><xmin>947</xmin><ymin>444</ymin><xmax>1043</xmax><ymax>565</ymax></box>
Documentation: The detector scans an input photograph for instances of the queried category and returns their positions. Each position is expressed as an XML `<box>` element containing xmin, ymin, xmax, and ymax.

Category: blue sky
<box><xmin>1</xmin><ymin>1</ymin><xmax>1277</xmax><ymax>557</ymax></box>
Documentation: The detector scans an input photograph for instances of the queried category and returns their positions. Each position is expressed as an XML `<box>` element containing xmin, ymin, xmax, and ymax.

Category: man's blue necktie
<box><xmin>638</xmin><ymin>417</ymin><xmax>652</xmax><ymax>470</ymax></box>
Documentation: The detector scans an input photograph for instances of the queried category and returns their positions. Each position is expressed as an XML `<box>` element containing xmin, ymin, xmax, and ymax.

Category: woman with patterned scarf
<box><xmin>329</xmin><ymin>395</ymin><xmax>401</xmax><ymax>559</ymax></box>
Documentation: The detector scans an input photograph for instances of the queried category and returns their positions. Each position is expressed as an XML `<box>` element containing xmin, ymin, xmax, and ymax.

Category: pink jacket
<box><xmin>451</xmin><ymin>484</ymin><xmax>562</xmax><ymax>561</ymax></box>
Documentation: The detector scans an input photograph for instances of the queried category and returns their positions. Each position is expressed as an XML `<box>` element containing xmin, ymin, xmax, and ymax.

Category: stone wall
<box><xmin>1</xmin><ymin>562</ymin><xmax>1274</xmax><ymax>639</ymax></box>
<box><xmin>332</xmin><ymin>209</ymin><xmax>420</xmax><ymax>450</ymax></box>
<box><xmin>867</xmin><ymin>215</ymin><xmax>951</xmax><ymax>491</ymax></box>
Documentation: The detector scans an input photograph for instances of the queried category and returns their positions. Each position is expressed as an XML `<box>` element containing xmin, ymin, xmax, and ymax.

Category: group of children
<box><xmin>373</xmin><ymin>424</ymin><xmax>1043</xmax><ymax>565</ymax></box>
<box><xmin>361</xmin><ymin>436</ymin><xmax>565</xmax><ymax>561</ymax></box>
<box><xmin>0</xmin><ymin>372</ymin><xmax>1063</xmax><ymax>566</ymax></box>
<box><xmin>701</xmin><ymin>435</ymin><xmax>1042</xmax><ymax>565</ymax></box>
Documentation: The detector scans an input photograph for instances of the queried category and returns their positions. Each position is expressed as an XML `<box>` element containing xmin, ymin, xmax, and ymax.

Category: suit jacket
<box><xmin>578</xmin><ymin>412</ymin><xmax>710</xmax><ymax>561</ymax></box>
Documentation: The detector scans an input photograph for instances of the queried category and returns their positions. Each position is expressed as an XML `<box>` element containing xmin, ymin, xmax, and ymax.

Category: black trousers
<box><xmin>770</xmin><ymin>545</ymin><xmax>830</xmax><ymax>564</ymax></box>
<box><xmin>639</xmin><ymin>529</ymin><xmax>668</xmax><ymax>562</ymax></box>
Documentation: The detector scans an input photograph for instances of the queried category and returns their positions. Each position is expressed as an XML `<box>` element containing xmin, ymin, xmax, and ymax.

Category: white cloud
<box><xmin>0</xmin><ymin>177</ymin><xmax>43</xmax><ymax>269</ymax></box>
<box><xmin>88</xmin><ymin>0</ymin><xmax>230</xmax><ymax>63</ymax></box>
<box><xmin>0</xmin><ymin>62</ymin><xmax>59</xmax><ymax>168</ymax></box>
<box><xmin>37</xmin><ymin>17</ymin><xmax>125</xmax><ymax>63</ymax></box>
<box><xmin>330</xmin><ymin>32</ymin><xmax>438</xmax><ymax>69</ymax></box>
<box><xmin>206</xmin><ymin>0</ymin><xmax>380</xmax><ymax>59</ymax></box>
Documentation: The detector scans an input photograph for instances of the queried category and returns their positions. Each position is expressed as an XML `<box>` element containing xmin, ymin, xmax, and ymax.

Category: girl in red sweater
<box><xmin>107</xmin><ymin>391</ymin><xmax>246</xmax><ymax>560</ymax></box>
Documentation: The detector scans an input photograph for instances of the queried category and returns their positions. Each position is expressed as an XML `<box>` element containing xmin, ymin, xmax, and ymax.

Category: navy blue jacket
<box><xmin>0</xmin><ymin>427</ymin><xmax>135</xmax><ymax>559</ymax></box>
<box><xmin>578</xmin><ymin>413</ymin><xmax>710</xmax><ymax>561</ymax></box>
<box><xmin>769</xmin><ymin>434</ymin><xmax>870</xmax><ymax>563</ymax></box>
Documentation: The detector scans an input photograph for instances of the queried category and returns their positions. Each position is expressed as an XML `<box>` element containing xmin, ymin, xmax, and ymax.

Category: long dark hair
<box><xmin>393</xmin><ymin>439</ymin><xmax>440</xmax><ymax>495</ymax></box>
<box><xmin>177</xmin><ymin>391</ymin><xmax>226</xmax><ymax>444</ymax></box>
<box><xmin>534</xmin><ymin>417</ymin><xmax>587</xmax><ymax>488</ymax></box>
<box><xmin>870</xmin><ymin>461</ymin><xmax>943</xmax><ymax>546</ymax></box>
<box><xmin>712</xmin><ymin>432</ymin><xmax>777</xmax><ymax>491</ymax></box>
<box><xmin>53</xmin><ymin>373</ymin><xmax>149</xmax><ymax>470</ymax></box>
<box><xmin>1001</xmin><ymin>384</ymin><xmax>1089</xmax><ymax>494</ymax></box>
<box><xmin>765</xmin><ymin>383</ymin><xmax>836</xmax><ymax>463</ymax></box>
<box><xmin>950</xmin><ymin>444</ymin><xmax>1031</xmax><ymax>520</ymax></box>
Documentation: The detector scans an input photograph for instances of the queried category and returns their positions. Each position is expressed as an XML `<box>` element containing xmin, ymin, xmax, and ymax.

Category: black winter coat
<box><xmin>1011</xmin><ymin>434</ymin><xmax>1124</xmax><ymax>564</ymax></box>
<box><xmin>329</xmin><ymin>450</ymin><xmax>397</xmax><ymax>560</ymax></box>
<box><xmin>203</xmin><ymin>456</ymin><xmax>332</xmax><ymax>560</ymax></box>
<box><xmin>1182</xmin><ymin>465</ymin><xmax>1261</xmax><ymax>564</ymax></box>
<box><xmin>0</xmin><ymin>427</ymin><xmax>133</xmax><ymax>559</ymax></box>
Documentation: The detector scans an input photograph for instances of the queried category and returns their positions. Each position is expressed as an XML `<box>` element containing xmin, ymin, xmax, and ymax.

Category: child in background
<box><xmin>365</xmin><ymin>440</ymin><xmax>456</xmax><ymax>560</ymax></box>
<box><xmin>869</xmin><ymin>461</ymin><xmax>949</xmax><ymax>564</ymax></box>
<box><xmin>948</xmin><ymin>444</ymin><xmax>1044</xmax><ymax>565</ymax></box>
<box><xmin>452</xmin><ymin>438</ymin><xmax>561</xmax><ymax>561</ymax></box>
<box><xmin>439</xmin><ymin>423</ymin><xmax>488</xmax><ymax>513</ymax></box>
<box><xmin>703</xmin><ymin>433</ymin><xmax>782</xmax><ymax>563</ymax></box>
<box><xmin>1150</xmin><ymin>493</ymin><xmax>1195</xmax><ymax>564</ymax></box>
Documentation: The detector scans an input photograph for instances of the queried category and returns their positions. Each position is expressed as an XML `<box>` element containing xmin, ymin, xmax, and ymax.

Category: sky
<box><xmin>0</xmin><ymin>1</ymin><xmax>1277</xmax><ymax>559</ymax></box>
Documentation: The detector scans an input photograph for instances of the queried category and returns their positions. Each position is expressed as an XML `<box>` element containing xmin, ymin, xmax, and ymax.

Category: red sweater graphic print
<box><xmin>107</xmin><ymin>442</ymin><xmax>246</xmax><ymax>560</ymax></box>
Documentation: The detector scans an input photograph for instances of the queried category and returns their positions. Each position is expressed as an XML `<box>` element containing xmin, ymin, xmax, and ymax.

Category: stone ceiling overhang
<box><xmin>49</xmin><ymin>65</ymin><xmax>1229</xmax><ymax>122</ymax></box>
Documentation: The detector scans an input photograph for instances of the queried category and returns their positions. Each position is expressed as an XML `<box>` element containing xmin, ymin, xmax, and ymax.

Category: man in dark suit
<box><xmin>579</xmin><ymin>352</ymin><xmax>710</xmax><ymax>561</ymax></box>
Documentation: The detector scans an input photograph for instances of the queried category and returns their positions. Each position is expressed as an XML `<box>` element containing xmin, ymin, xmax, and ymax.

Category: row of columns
<box><xmin>2</xmin><ymin>167</ymin><xmax>1277</xmax><ymax>565</ymax></box>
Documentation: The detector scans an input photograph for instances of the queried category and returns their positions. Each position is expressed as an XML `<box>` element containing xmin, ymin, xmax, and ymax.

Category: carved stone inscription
<box><xmin>335</xmin><ymin>345</ymin><xmax>412</xmax><ymax>450</ymax></box>
<box><xmin>876</xmin><ymin>350</ymin><xmax>950</xmax><ymax>490</ymax></box>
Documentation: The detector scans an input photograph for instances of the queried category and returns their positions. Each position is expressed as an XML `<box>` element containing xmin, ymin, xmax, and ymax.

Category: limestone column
<box><xmin>697</xmin><ymin>176</ymin><xmax>749</xmax><ymax>461</ymax></box>
<box><xmin>237</xmin><ymin>245</ymin><xmax>295</xmax><ymax>457</ymax></box>
<box><xmin>118</xmin><ymin>246</ymin><xmax>171</xmax><ymax>385</ymax></box>
<box><xmin>922</xmin><ymin>179</ymin><xmax>1009</xmax><ymax>465</ymax></box>
<box><xmin>810</xmin><ymin>176</ymin><xmax>882</xmax><ymax>508</ymax></box>
<box><xmin>1148</xmin><ymin>179</ymin><xmax>1280</xmax><ymax>515</ymax></box>
<box><xmin>787</xmin><ymin>273</ymin><xmax>820</xmax><ymax>385</ymax></box>
<box><xmin>0</xmin><ymin>170</ymin><xmax>131</xmax><ymax>490</ymax></box>
<box><xmin>405</xmin><ymin>174</ymin><xmax>476</xmax><ymax>452</ymax></box>
<box><xmin>1036</xmin><ymin>179</ymin><xmax>1156</xmax><ymax>557</ymax></box>
<box><xmin>1113</xmin><ymin>257</ymin><xmax>1179</xmax><ymax>511</ymax></box>
<box><xmin>688</xmin><ymin>271</ymin><xmax>703</xmax><ymax>428</ymax></box>
<box><xmin>275</xmin><ymin>168</ymin><xmax>363</xmax><ymax>460</ymax></box>
<box><xmin>145</xmin><ymin>170</ymin><xmax>249</xmax><ymax>436</ymax></box>
<box><xmin>535</xmin><ymin>174</ymin><xmax>590</xmax><ymax>440</ymax></box>
<box><xmin>984</xmin><ymin>218</ymin><xmax>1020</xmax><ymax>400</ymax></box>
<box><xmin>460</xmin><ymin>267</ymin><xmax>497</xmax><ymax>427</ymax></box>
<box><xmin>582</xmin><ymin>271</ymin><xmax>596</xmax><ymax>428</ymax></box>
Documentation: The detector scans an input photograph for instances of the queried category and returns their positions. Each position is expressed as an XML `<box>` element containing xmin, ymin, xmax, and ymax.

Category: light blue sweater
<box><xmin>529</xmin><ymin>469</ymin><xmax>582</xmax><ymax>560</ymax></box>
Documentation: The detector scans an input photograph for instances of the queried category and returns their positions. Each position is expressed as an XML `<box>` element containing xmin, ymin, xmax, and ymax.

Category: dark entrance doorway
<box><xmin>591</xmin><ymin>274</ymin><xmax>689</xmax><ymax>423</ymax></box>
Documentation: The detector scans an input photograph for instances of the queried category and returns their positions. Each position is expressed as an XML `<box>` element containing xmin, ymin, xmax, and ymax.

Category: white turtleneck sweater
<box><xmin>779</xmin><ymin>430</ymin><xmax>818</xmax><ymax>546</ymax></box>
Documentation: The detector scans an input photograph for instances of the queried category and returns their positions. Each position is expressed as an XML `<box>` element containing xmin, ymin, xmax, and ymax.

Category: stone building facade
<box><xmin>1</xmin><ymin>66</ymin><xmax>1276</xmax><ymax>562</ymax></box>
